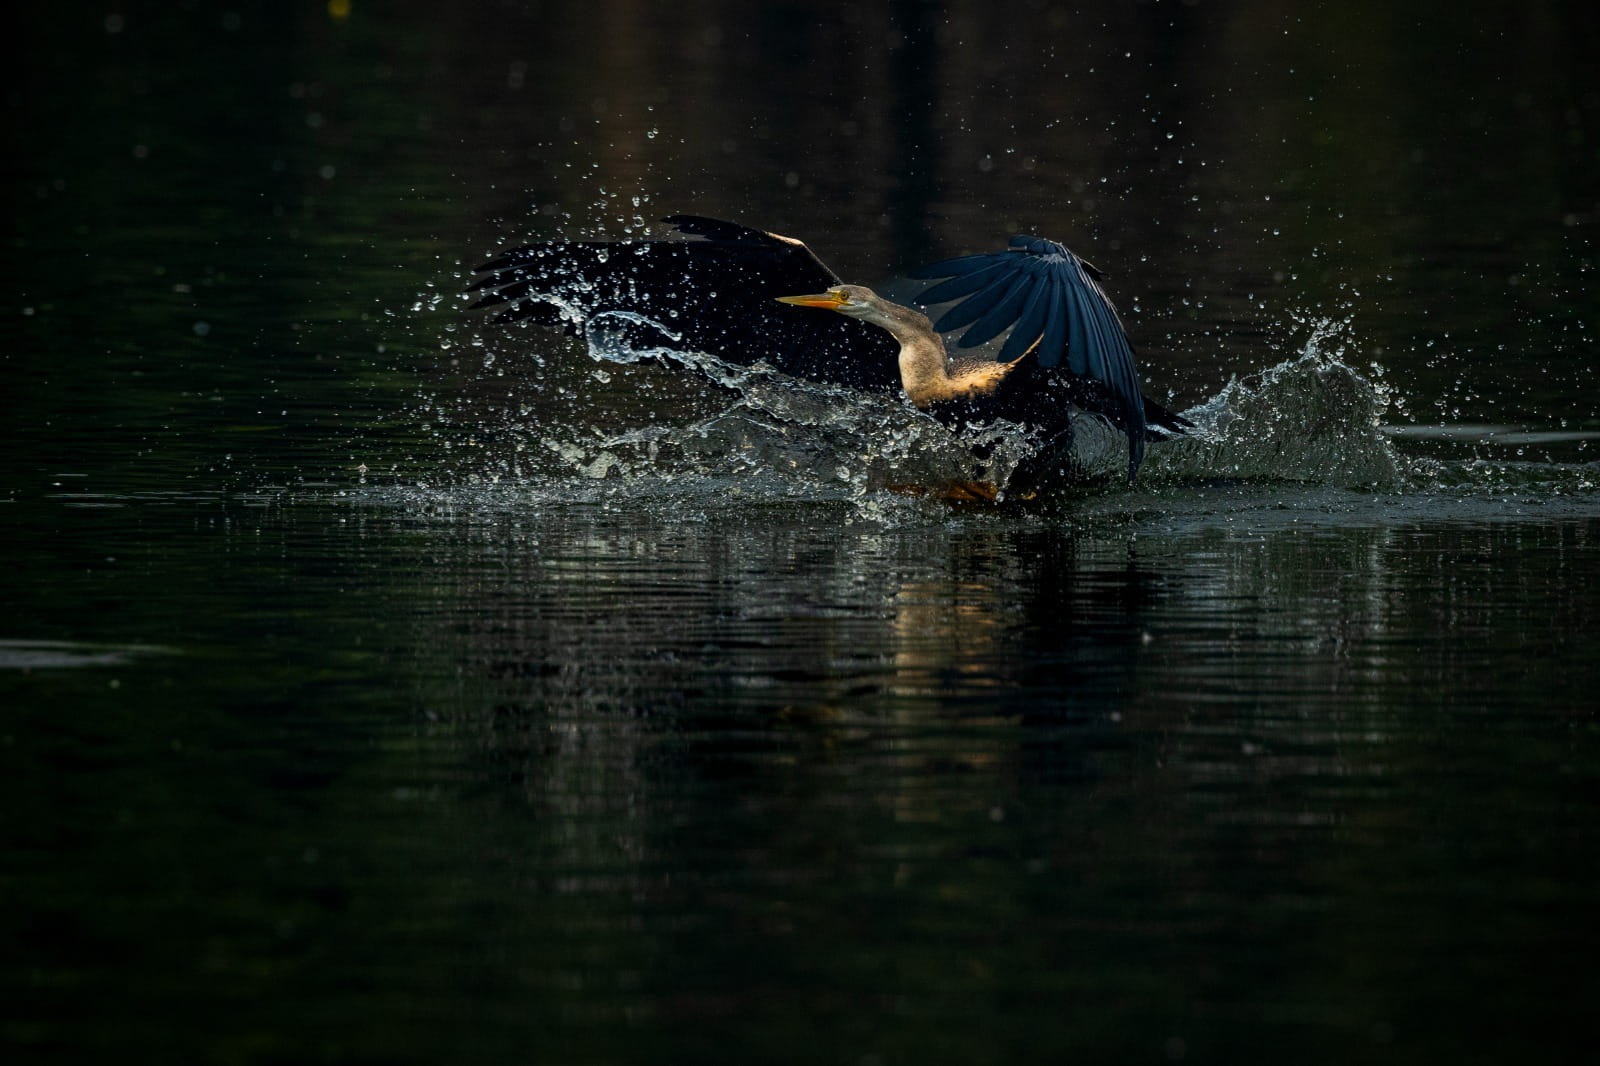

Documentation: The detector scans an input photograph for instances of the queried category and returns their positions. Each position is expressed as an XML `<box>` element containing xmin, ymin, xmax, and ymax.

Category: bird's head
<box><xmin>775</xmin><ymin>284</ymin><xmax>883</xmax><ymax>321</ymax></box>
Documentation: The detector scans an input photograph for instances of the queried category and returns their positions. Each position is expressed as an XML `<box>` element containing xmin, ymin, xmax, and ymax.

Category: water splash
<box><xmin>540</xmin><ymin>315</ymin><xmax>1043</xmax><ymax>499</ymax></box>
<box><xmin>428</xmin><ymin>309</ymin><xmax>1596</xmax><ymax>513</ymax></box>
<box><xmin>1147</xmin><ymin>316</ymin><xmax>1406</xmax><ymax>489</ymax></box>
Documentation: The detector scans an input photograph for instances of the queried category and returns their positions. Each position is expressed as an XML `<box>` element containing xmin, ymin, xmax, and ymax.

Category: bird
<box><xmin>772</xmin><ymin>284</ymin><xmax>1036</xmax><ymax>408</ymax></box>
<box><xmin>467</xmin><ymin>215</ymin><xmax>1187</xmax><ymax>490</ymax></box>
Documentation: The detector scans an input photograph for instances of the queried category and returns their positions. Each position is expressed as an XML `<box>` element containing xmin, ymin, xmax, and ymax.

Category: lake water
<box><xmin>6</xmin><ymin>2</ymin><xmax>1599</xmax><ymax>1063</ymax></box>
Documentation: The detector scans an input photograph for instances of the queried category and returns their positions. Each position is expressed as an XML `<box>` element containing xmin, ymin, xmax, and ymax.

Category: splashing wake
<box><xmin>421</xmin><ymin>306</ymin><xmax>1600</xmax><ymax>516</ymax></box>
<box><xmin>1146</xmin><ymin>318</ymin><xmax>1405</xmax><ymax>489</ymax></box>
<box><xmin>544</xmin><ymin>313</ymin><xmax>1044</xmax><ymax>498</ymax></box>
<box><xmin>579</xmin><ymin>311</ymin><xmax>1424</xmax><ymax>491</ymax></box>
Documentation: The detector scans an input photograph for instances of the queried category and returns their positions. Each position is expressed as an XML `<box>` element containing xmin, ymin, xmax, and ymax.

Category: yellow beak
<box><xmin>775</xmin><ymin>290</ymin><xmax>846</xmax><ymax>310</ymax></box>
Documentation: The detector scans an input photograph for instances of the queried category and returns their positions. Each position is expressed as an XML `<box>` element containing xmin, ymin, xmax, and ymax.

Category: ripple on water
<box><xmin>0</xmin><ymin>640</ymin><xmax>176</xmax><ymax>670</ymax></box>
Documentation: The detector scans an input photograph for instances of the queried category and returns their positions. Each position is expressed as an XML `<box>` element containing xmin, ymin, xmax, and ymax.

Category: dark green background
<box><xmin>5</xmin><ymin>3</ymin><xmax>1599</xmax><ymax>1063</ymax></box>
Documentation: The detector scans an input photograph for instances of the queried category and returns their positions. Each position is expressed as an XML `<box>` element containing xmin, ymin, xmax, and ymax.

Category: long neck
<box><xmin>865</xmin><ymin>301</ymin><xmax>954</xmax><ymax>407</ymax></box>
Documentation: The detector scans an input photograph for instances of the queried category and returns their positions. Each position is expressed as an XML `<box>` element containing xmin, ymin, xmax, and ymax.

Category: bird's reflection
<box><xmin>430</xmin><ymin>515</ymin><xmax>1173</xmax><ymax>822</ymax></box>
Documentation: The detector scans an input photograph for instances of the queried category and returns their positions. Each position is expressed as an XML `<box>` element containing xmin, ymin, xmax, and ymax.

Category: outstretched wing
<box><xmin>467</xmin><ymin>216</ymin><xmax>899</xmax><ymax>389</ymax></box>
<box><xmin>910</xmin><ymin>235</ymin><xmax>1149</xmax><ymax>473</ymax></box>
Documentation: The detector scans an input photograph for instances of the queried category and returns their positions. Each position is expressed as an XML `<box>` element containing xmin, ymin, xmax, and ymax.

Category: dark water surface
<box><xmin>7</xmin><ymin>2</ymin><xmax>1600</xmax><ymax>1063</ymax></box>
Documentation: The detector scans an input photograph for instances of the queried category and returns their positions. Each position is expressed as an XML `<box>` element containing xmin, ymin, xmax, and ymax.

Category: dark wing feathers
<box><xmin>996</xmin><ymin>278</ymin><xmax>1053</xmax><ymax>362</ymax></box>
<box><xmin>957</xmin><ymin>264</ymin><xmax>1039</xmax><ymax>349</ymax></box>
<box><xmin>912</xmin><ymin>260</ymin><xmax>1011</xmax><ymax>307</ymax></box>
<box><xmin>910</xmin><ymin>233</ymin><xmax>1149</xmax><ymax>476</ymax></box>
<box><xmin>468</xmin><ymin>217</ymin><xmax>899</xmax><ymax>390</ymax></box>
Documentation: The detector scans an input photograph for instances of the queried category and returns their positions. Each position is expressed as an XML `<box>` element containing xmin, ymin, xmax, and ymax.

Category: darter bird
<box><xmin>468</xmin><ymin>215</ymin><xmax>1188</xmax><ymax>490</ymax></box>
